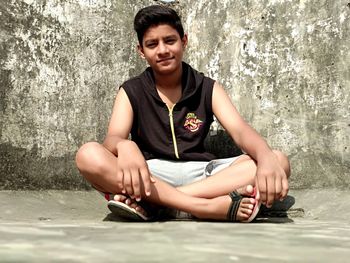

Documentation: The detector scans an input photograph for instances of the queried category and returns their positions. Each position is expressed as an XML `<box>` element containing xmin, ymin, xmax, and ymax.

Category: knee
<box><xmin>75</xmin><ymin>142</ymin><xmax>103</xmax><ymax>173</ymax></box>
<box><xmin>272</xmin><ymin>150</ymin><xmax>291</xmax><ymax>178</ymax></box>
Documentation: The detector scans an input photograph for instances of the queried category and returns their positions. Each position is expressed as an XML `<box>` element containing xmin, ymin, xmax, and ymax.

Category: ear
<box><xmin>182</xmin><ymin>34</ymin><xmax>188</xmax><ymax>49</ymax></box>
<box><xmin>137</xmin><ymin>44</ymin><xmax>145</xmax><ymax>59</ymax></box>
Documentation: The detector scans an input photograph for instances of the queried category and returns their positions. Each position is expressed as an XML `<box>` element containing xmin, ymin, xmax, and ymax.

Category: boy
<box><xmin>75</xmin><ymin>5</ymin><xmax>290</xmax><ymax>222</ymax></box>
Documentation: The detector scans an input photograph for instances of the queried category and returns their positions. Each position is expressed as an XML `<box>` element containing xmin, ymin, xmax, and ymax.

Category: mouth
<box><xmin>157</xmin><ymin>57</ymin><xmax>174</xmax><ymax>63</ymax></box>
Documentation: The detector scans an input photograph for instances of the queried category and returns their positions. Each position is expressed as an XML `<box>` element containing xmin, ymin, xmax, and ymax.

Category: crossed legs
<box><xmin>75</xmin><ymin>142</ymin><xmax>290</xmax><ymax>221</ymax></box>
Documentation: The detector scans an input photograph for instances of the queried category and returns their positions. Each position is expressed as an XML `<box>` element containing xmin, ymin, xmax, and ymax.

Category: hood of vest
<box><xmin>139</xmin><ymin>62</ymin><xmax>205</xmax><ymax>105</ymax></box>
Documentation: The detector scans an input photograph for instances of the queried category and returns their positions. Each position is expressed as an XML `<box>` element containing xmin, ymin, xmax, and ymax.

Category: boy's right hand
<box><xmin>115</xmin><ymin>140</ymin><xmax>155</xmax><ymax>201</ymax></box>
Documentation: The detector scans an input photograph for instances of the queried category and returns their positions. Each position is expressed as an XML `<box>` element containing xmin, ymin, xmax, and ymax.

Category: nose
<box><xmin>157</xmin><ymin>41</ymin><xmax>169</xmax><ymax>55</ymax></box>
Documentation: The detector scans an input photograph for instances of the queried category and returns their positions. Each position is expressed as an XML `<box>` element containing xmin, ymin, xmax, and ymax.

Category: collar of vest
<box><xmin>140</xmin><ymin>62</ymin><xmax>205</xmax><ymax>104</ymax></box>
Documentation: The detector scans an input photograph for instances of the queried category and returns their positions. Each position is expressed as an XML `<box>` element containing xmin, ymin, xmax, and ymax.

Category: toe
<box><xmin>241</xmin><ymin>203</ymin><xmax>254</xmax><ymax>210</ymax></box>
<box><xmin>125</xmin><ymin>199</ymin><xmax>147</xmax><ymax>216</ymax></box>
<box><xmin>114</xmin><ymin>194</ymin><xmax>127</xmax><ymax>202</ymax></box>
<box><xmin>236</xmin><ymin>185</ymin><xmax>255</xmax><ymax>197</ymax></box>
<box><xmin>135</xmin><ymin>206</ymin><xmax>147</xmax><ymax>216</ymax></box>
<box><xmin>236</xmin><ymin>210</ymin><xmax>250</xmax><ymax>220</ymax></box>
<box><xmin>245</xmin><ymin>185</ymin><xmax>254</xmax><ymax>195</ymax></box>
<box><xmin>235</xmin><ymin>198</ymin><xmax>257</xmax><ymax>221</ymax></box>
<box><xmin>129</xmin><ymin>202</ymin><xmax>138</xmax><ymax>209</ymax></box>
<box><xmin>240</xmin><ymin>207</ymin><xmax>253</xmax><ymax>216</ymax></box>
<box><xmin>241</xmin><ymin>197</ymin><xmax>256</xmax><ymax>205</ymax></box>
<box><xmin>125</xmin><ymin>198</ymin><xmax>133</xmax><ymax>205</ymax></box>
<box><xmin>129</xmin><ymin>202</ymin><xmax>147</xmax><ymax>216</ymax></box>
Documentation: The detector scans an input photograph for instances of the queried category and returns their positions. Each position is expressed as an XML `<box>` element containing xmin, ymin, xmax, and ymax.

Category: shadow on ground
<box><xmin>103</xmin><ymin>195</ymin><xmax>298</xmax><ymax>224</ymax></box>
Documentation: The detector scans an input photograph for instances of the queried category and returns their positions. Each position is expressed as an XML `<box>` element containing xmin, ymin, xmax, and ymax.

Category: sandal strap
<box><xmin>227</xmin><ymin>191</ymin><xmax>243</xmax><ymax>221</ymax></box>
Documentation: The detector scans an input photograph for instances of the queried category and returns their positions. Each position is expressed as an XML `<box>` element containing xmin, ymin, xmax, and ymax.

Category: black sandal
<box><xmin>227</xmin><ymin>190</ymin><xmax>261</xmax><ymax>223</ymax></box>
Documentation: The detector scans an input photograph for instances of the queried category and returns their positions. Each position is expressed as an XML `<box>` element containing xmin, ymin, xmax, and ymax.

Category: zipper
<box><xmin>167</xmin><ymin>104</ymin><xmax>180</xmax><ymax>159</ymax></box>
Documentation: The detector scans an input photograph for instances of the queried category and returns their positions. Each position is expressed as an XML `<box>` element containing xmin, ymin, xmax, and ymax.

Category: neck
<box><xmin>154</xmin><ymin>63</ymin><xmax>183</xmax><ymax>90</ymax></box>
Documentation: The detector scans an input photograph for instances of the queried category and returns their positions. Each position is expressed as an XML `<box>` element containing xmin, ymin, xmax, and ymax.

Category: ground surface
<box><xmin>0</xmin><ymin>189</ymin><xmax>349</xmax><ymax>262</ymax></box>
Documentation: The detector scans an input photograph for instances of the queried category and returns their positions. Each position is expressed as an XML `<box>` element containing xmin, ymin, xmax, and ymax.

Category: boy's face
<box><xmin>137</xmin><ymin>24</ymin><xmax>187</xmax><ymax>76</ymax></box>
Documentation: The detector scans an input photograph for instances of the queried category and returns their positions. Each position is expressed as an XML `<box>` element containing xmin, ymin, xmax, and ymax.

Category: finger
<box><xmin>140</xmin><ymin>167</ymin><xmax>152</xmax><ymax>196</ymax></box>
<box><xmin>150</xmin><ymin>175</ymin><xmax>156</xmax><ymax>183</ymax></box>
<box><xmin>255</xmin><ymin>187</ymin><xmax>261</xmax><ymax>201</ymax></box>
<box><xmin>123</xmin><ymin>170</ymin><xmax>133</xmax><ymax>197</ymax></box>
<box><xmin>275</xmin><ymin>175</ymin><xmax>282</xmax><ymax>201</ymax></box>
<box><xmin>116</xmin><ymin>170</ymin><xmax>124</xmax><ymax>193</ymax></box>
<box><xmin>144</xmin><ymin>162</ymin><xmax>156</xmax><ymax>183</ymax></box>
<box><xmin>131</xmin><ymin>169</ymin><xmax>141</xmax><ymax>201</ymax></box>
<box><xmin>266</xmin><ymin>175</ymin><xmax>275</xmax><ymax>208</ymax></box>
<box><xmin>280</xmin><ymin>176</ymin><xmax>289</xmax><ymax>200</ymax></box>
<box><xmin>256</xmin><ymin>176</ymin><xmax>267</xmax><ymax>205</ymax></box>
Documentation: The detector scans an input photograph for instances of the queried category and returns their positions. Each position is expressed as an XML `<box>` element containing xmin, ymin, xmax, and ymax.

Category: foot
<box><xmin>195</xmin><ymin>185</ymin><xmax>259</xmax><ymax>222</ymax></box>
<box><xmin>232</xmin><ymin>185</ymin><xmax>260</xmax><ymax>221</ymax></box>
<box><xmin>113</xmin><ymin>194</ymin><xmax>148</xmax><ymax>217</ymax></box>
<box><xmin>228</xmin><ymin>194</ymin><xmax>258</xmax><ymax>222</ymax></box>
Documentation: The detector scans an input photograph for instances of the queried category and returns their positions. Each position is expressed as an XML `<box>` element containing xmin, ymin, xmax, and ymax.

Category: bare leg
<box><xmin>114</xmin><ymin>156</ymin><xmax>258</xmax><ymax>207</ymax></box>
<box><xmin>178</xmin><ymin>150</ymin><xmax>290</xmax><ymax>198</ymax></box>
<box><xmin>117</xmin><ymin>151</ymin><xmax>290</xmax><ymax>216</ymax></box>
<box><xmin>75</xmin><ymin>142</ymin><xmax>260</xmax><ymax>221</ymax></box>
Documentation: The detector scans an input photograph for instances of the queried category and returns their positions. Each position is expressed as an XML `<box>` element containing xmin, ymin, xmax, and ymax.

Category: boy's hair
<box><xmin>134</xmin><ymin>5</ymin><xmax>184</xmax><ymax>46</ymax></box>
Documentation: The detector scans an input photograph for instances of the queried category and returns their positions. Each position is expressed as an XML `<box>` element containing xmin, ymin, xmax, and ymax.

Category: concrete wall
<box><xmin>1</xmin><ymin>0</ymin><xmax>349</xmax><ymax>190</ymax></box>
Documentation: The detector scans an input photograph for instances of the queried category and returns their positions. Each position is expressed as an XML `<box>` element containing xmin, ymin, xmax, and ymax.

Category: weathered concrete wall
<box><xmin>0</xmin><ymin>0</ymin><xmax>349</xmax><ymax>189</ymax></box>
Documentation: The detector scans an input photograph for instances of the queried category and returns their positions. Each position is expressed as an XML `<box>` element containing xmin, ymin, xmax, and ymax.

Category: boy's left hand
<box><xmin>255</xmin><ymin>154</ymin><xmax>289</xmax><ymax>208</ymax></box>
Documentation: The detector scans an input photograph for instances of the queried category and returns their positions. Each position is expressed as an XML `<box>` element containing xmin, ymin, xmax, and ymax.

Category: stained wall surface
<box><xmin>0</xmin><ymin>0</ymin><xmax>349</xmax><ymax>189</ymax></box>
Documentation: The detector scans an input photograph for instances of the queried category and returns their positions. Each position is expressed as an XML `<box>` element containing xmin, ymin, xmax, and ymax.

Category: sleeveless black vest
<box><xmin>121</xmin><ymin>62</ymin><xmax>216</xmax><ymax>161</ymax></box>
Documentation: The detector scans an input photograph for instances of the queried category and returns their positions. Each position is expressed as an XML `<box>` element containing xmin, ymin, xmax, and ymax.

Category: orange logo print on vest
<box><xmin>184</xmin><ymin>113</ymin><xmax>203</xmax><ymax>132</ymax></box>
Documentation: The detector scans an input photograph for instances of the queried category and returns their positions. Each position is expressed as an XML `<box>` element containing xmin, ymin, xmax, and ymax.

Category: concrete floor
<box><xmin>0</xmin><ymin>189</ymin><xmax>349</xmax><ymax>262</ymax></box>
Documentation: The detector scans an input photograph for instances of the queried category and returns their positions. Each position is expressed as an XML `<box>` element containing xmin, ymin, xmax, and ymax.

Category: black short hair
<box><xmin>134</xmin><ymin>5</ymin><xmax>184</xmax><ymax>46</ymax></box>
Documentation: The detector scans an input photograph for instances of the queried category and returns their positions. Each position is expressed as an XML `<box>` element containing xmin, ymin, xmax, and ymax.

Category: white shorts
<box><xmin>100</xmin><ymin>156</ymin><xmax>242</xmax><ymax>201</ymax></box>
<box><xmin>147</xmin><ymin>157</ymin><xmax>241</xmax><ymax>187</ymax></box>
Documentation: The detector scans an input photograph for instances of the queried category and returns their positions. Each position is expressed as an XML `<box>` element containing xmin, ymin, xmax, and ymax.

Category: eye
<box><xmin>145</xmin><ymin>42</ymin><xmax>157</xmax><ymax>48</ymax></box>
<box><xmin>166</xmin><ymin>38</ymin><xmax>176</xmax><ymax>44</ymax></box>
<box><xmin>146</xmin><ymin>43</ymin><xmax>156</xmax><ymax>48</ymax></box>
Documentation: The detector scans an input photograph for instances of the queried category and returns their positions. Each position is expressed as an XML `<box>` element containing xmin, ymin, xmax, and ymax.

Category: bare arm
<box><xmin>104</xmin><ymin>88</ymin><xmax>153</xmax><ymax>200</ymax></box>
<box><xmin>211</xmin><ymin>82</ymin><xmax>271</xmax><ymax>160</ymax></box>
<box><xmin>212</xmin><ymin>82</ymin><xmax>288</xmax><ymax>207</ymax></box>
<box><xmin>103</xmin><ymin>88</ymin><xmax>133</xmax><ymax>155</ymax></box>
